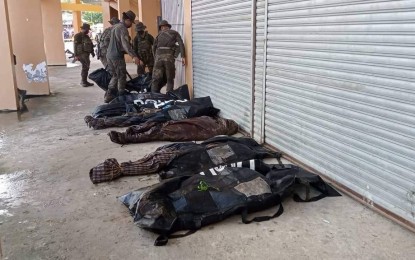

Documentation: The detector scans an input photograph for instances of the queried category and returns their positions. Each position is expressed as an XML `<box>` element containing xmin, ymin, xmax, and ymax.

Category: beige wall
<box><xmin>0</xmin><ymin>0</ymin><xmax>18</xmax><ymax>110</ymax></box>
<box><xmin>138</xmin><ymin>0</ymin><xmax>160</xmax><ymax>37</ymax></box>
<box><xmin>8</xmin><ymin>0</ymin><xmax>50</xmax><ymax>95</ymax></box>
<box><xmin>41</xmin><ymin>0</ymin><xmax>66</xmax><ymax>66</ymax></box>
<box><xmin>183</xmin><ymin>0</ymin><xmax>193</xmax><ymax>97</ymax></box>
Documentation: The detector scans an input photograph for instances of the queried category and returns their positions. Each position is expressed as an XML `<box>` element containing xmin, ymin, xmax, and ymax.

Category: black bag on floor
<box><xmin>125</xmin><ymin>73</ymin><xmax>152</xmax><ymax>93</ymax></box>
<box><xmin>88</xmin><ymin>68</ymin><xmax>111</xmax><ymax>91</ymax></box>
<box><xmin>119</xmin><ymin>162</ymin><xmax>341</xmax><ymax>246</ymax></box>
<box><xmin>89</xmin><ymin>69</ymin><xmax>152</xmax><ymax>93</ymax></box>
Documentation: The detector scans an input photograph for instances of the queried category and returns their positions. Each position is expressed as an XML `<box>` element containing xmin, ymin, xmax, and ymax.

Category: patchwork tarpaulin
<box><xmin>119</xmin><ymin>162</ymin><xmax>341</xmax><ymax>246</ymax></box>
<box><xmin>108</xmin><ymin>116</ymin><xmax>238</xmax><ymax>144</ymax></box>
<box><xmin>85</xmin><ymin>97</ymin><xmax>220</xmax><ymax>130</ymax></box>
<box><xmin>89</xmin><ymin>136</ymin><xmax>279</xmax><ymax>184</ymax></box>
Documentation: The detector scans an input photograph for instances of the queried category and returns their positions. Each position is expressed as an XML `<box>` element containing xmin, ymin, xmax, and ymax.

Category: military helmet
<box><xmin>122</xmin><ymin>10</ymin><xmax>136</xmax><ymax>23</ymax></box>
<box><xmin>109</xmin><ymin>17</ymin><xmax>120</xmax><ymax>25</ymax></box>
<box><xmin>80</xmin><ymin>23</ymin><xmax>91</xmax><ymax>30</ymax></box>
<box><xmin>135</xmin><ymin>22</ymin><xmax>147</xmax><ymax>32</ymax></box>
<box><xmin>158</xmin><ymin>20</ymin><xmax>172</xmax><ymax>30</ymax></box>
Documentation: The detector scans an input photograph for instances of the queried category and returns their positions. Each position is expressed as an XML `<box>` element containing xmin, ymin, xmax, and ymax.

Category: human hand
<box><xmin>133</xmin><ymin>57</ymin><xmax>140</xmax><ymax>65</ymax></box>
<box><xmin>182</xmin><ymin>58</ymin><xmax>186</xmax><ymax>66</ymax></box>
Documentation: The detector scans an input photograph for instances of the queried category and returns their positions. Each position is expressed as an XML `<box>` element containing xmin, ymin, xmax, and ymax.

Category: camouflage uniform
<box><xmin>98</xmin><ymin>27</ymin><xmax>112</xmax><ymax>67</ymax></box>
<box><xmin>151</xmin><ymin>21</ymin><xmax>185</xmax><ymax>93</ymax></box>
<box><xmin>74</xmin><ymin>29</ymin><xmax>94</xmax><ymax>85</ymax></box>
<box><xmin>106</xmin><ymin>22</ymin><xmax>138</xmax><ymax>98</ymax></box>
<box><xmin>98</xmin><ymin>17</ymin><xmax>120</xmax><ymax>68</ymax></box>
<box><xmin>133</xmin><ymin>30</ymin><xmax>154</xmax><ymax>76</ymax></box>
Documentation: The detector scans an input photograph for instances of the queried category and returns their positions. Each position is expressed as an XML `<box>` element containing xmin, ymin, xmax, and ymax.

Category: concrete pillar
<box><xmin>102</xmin><ymin>0</ymin><xmax>111</xmax><ymax>29</ymax></box>
<box><xmin>0</xmin><ymin>0</ymin><xmax>18</xmax><ymax>110</ymax></box>
<box><xmin>72</xmin><ymin>0</ymin><xmax>82</xmax><ymax>34</ymax></box>
<box><xmin>138</xmin><ymin>0</ymin><xmax>161</xmax><ymax>37</ymax></box>
<box><xmin>183</xmin><ymin>0</ymin><xmax>193</xmax><ymax>97</ymax></box>
<box><xmin>41</xmin><ymin>0</ymin><xmax>66</xmax><ymax>66</ymax></box>
<box><xmin>8</xmin><ymin>0</ymin><xmax>50</xmax><ymax>95</ymax></box>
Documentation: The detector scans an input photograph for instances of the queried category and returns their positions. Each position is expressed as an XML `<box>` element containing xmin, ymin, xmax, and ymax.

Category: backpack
<box><xmin>119</xmin><ymin>160</ymin><xmax>341</xmax><ymax>246</ymax></box>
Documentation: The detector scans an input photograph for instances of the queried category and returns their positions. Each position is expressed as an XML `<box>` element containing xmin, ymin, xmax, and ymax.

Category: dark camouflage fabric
<box><xmin>99</xmin><ymin>27</ymin><xmax>112</xmax><ymax>67</ymax></box>
<box><xmin>151</xmin><ymin>54</ymin><xmax>176</xmax><ymax>92</ymax></box>
<box><xmin>133</xmin><ymin>31</ymin><xmax>155</xmax><ymax>76</ymax></box>
<box><xmin>106</xmin><ymin>23</ymin><xmax>137</xmax><ymax>60</ymax></box>
<box><xmin>107</xmin><ymin>58</ymin><xmax>127</xmax><ymax>93</ymax></box>
<box><xmin>152</xmin><ymin>29</ymin><xmax>185</xmax><ymax>58</ymax></box>
<box><xmin>74</xmin><ymin>32</ymin><xmax>93</xmax><ymax>82</ymax></box>
<box><xmin>74</xmin><ymin>32</ymin><xmax>94</xmax><ymax>56</ymax></box>
<box><xmin>108</xmin><ymin>116</ymin><xmax>238</xmax><ymax>144</ymax></box>
<box><xmin>151</xmin><ymin>29</ymin><xmax>185</xmax><ymax>93</ymax></box>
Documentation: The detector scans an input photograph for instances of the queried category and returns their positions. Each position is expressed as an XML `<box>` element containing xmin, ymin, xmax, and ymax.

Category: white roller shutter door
<box><xmin>191</xmin><ymin>0</ymin><xmax>253</xmax><ymax>131</ymax></box>
<box><xmin>260</xmin><ymin>0</ymin><xmax>415</xmax><ymax>224</ymax></box>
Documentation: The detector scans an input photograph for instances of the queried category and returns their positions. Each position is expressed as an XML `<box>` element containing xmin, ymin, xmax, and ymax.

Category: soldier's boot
<box><xmin>81</xmin><ymin>73</ymin><xmax>94</xmax><ymax>87</ymax></box>
<box><xmin>104</xmin><ymin>88</ymin><xmax>117</xmax><ymax>103</ymax></box>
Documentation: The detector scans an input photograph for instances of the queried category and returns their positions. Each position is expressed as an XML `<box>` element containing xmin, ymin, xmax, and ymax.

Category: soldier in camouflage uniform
<box><xmin>74</xmin><ymin>23</ymin><xmax>95</xmax><ymax>87</ymax></box>
<box><xmin>132</xmin><ymin>22</ymin><xmax>154</xmax><ymax>76</ymax></box>
<box><xmin>105</xmin><ymin>11</ymin><xmax>140</xmax><ymax>103</ymax></box>
<box><xmin>151</xmin><ymin>20</ymin><xmax>186</xmax><ymax>93</ymax></box>
<box><xmin>98</xmin><ymin>17</ymin><xmax>120</xmax><ymax>67</ymax></box>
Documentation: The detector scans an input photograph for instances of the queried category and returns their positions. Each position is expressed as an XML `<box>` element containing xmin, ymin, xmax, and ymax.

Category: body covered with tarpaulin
<box><xmin>85</xmin><ymin>97</ymin><xmax>219</xmax><ymax>130</ymax></box>
<box><xmin>108</xmin><ymin>116</ymin><xmax>238</xmax><ymax>145</ymax></box>
<box><xmin>89</xmin><ymin>136</ymin><xmax>279</xmax><ymax>184</ymax></box>
<box><xmin>119</xmin><ymin>162</ymin><xmax>341</xmax><ymax>245</ymax></box>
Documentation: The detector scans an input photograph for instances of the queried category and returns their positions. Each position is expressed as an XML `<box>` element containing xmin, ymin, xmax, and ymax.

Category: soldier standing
<box><xmin>74</xmin><ymin>23</ymin><xmax>95</xmax><ymax>87</ymax></box>
<box><xmin>98</xmin><ymin>17</ymin><xmax>120</xmax><ymax>67</ymax></box>
<box><xmin>105</xmin><ymin>10</ymin><xmax>140</xmax><ymax>103</ymax></box>
<box><xmin>132</xmin><ymin>22</ymin><xmax>154</xmax><ymax>77</ymax></box>
<box><xmin>151</xmin><ymin>20</ymin><xmax>185</xmax><ymax>93</ymax></box>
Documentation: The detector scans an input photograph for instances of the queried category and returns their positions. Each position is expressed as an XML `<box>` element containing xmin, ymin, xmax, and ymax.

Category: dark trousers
<box><xmin>78</xmin><ymin>53</ymin><xmax>90</xmax><ymax>83</ymax></box>
<box><xmin>151</xmin><ymin>54</ymin><xmax>175</xmax><ymax>93</ymax></box>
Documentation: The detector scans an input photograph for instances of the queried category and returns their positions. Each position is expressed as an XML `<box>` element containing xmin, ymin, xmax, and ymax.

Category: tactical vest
<box><xmin>135</xmin><ymin>32</ymin><xmax>152</xmax><ymax>54</ymax></box>
<box><xmin>99</xmin><ymin>27</ymin><xmax>112</xmax><ymax>53</ymax></box>
<box><xmin>82</xmin><ymin>34</ymin><xmax>94</xmax><ymax>53</ymax></box>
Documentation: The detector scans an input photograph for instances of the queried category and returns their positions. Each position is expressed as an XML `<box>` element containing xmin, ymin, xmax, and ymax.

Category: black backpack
<box><xmin>119</xmin><ymin>160</ymin><xmax>341</xmax><ymax>246</ymax></box>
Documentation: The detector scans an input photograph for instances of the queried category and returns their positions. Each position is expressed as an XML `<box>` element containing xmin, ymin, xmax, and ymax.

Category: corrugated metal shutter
<box><xmin>191</xmin><ymin>0</ymin><xmax>253</xmax><ymax>131</ymax></box>
<box><xmin>262</xmin><ymin>0</ymin><xmax>415</xmax><ymax>224</ymax></box>
<box><xmin>161</xmin><ymin>0</ymin><xmax>185</xmax><ymax>87</ymax></box>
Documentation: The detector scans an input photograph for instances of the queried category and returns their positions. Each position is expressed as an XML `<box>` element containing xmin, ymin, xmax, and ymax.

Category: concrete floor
<box><xmin>0</xmin><ymin>61</ymin><xmax>414</xmax><ymax>260</ymax></box>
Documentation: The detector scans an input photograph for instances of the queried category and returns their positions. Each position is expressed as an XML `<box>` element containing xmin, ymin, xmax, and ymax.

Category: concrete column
<box><xmin>183</xmin><ymin>0</ymin><xmax>193</xmax><ymax>97</ymax></box>
<box><xmin>72</xmin><ymin>0</ymin><xmax>82</xmax><ymax>34</ymax></box>
<box><xmin>0</xmin><ymin>0</ymin><xmax>18</xmax><ymax>110</ymax></box>
<box><xmin>102</xmin><ymin>0</ymin><xmax>111</xmax><ymax>29</ymax></box>
<box><xmin>138</xmin><ymin>0</ymin><xmax>161</xmax><ymax>37</ymax></box>
<box><xmin>8</xmin><ymin>0</ymin><xmax>50</xmax><ymax>95</ymax></box>
<box><xmin>41</xmin><ymin>0</ymin><xmax>66</xmax><ymax>66</ymax></box>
